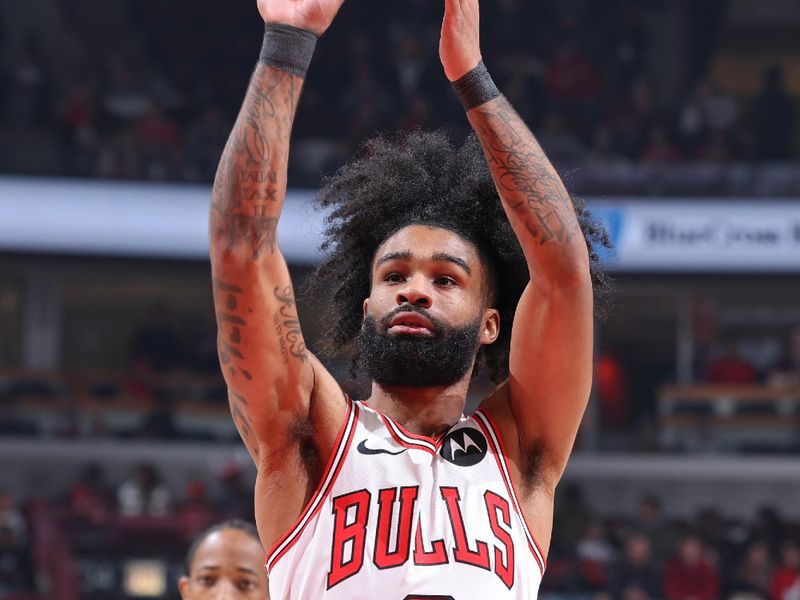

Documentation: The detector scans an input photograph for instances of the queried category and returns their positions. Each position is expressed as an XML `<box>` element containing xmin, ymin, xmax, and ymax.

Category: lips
<box><xmin>387</xmin><ymin>311</ymin><xmax>436</xmax><ymax>336</ymax></box>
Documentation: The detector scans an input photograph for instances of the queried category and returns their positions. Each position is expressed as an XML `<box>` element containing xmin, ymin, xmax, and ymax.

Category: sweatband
<box><xmin>451</xmin><ymin>61</ymin><xmax>501</xmax><ymax>111</ymax></box>
<box><xmin>259</xmin><ymin>23</ymin><xmax>318</xmax><ymax>78</ymax></box>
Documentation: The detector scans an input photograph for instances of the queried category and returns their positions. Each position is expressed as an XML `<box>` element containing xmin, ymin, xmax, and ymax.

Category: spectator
<box><xmin>544</xmin><ymin>37</ymin><xmax>602</xmax><ymax>112</ymax></box>
<box><xmin>706</xmin><ymin>342</ymin><xmax>758</xmax><ymax>384</ymax></box>
<box><xmin>117</xmin><ymin>463</ymin><xmax>173</xmax><ymax>517</ymax></box>
<box><xmin>0</xmin><ymin>524</ymin><xmax>35</xmax><ymax>595</ymax></box>
<box><xmin>605</xmin><ymin>79</ymin><xmax>655</xmax><ymax>159</ymax></box>
<box><xmin>595</xmin><ymin>350</ymin><xmax>630</xmax><ymax>430</ymax></box>
<box><xmin>731</xmin><ymin>541</ymin><xmax>774</xmax><ymax>598</ymax></box>
<box><xmin>609</xmin><ymin>533</ymin><xmax>661</xmax><ymax>599</ymax></box>
<box><xmin>679</xmin><ymin>80</ymin><xmax>738</xmax><ymax>158</ymax></box>
<box><xmin>0</xmin><ymin>489</ymin><xmax>26</xmax><ymax>546</ymax></box>
<box><xmin>179</xmin><ymin>520</ymin><xmax>268</xmax><ymax>599</ymax></box>
<box><xmin>748</xmin><ymin>507</ymin><xmax>785</xmax><ymax>556</ymax></box>
<box><xmin>536</xmin><ymin>110</ymin><xmax>589</xmax><ymax>163</ymax></box>
<box><xmin>576</xmin><ymin>521</ymin><xmax>616</xmax><ymax>589</ymax></box>
<box><xmin>604</xmin><ymin>3</ymin><xmax>647</xmax><ymax>89</ymax></box>
<box><xmin>633</xmin><ymin>494</ymin><xmax>677</xmax><ymax>564</ymax></box>
<box><xmin>5</xmin><ymin>36</ymin><xmax>52</xmax><ymax>127</ymax></box>
<box><xmin>641</xmin><ymin>125</ymin><xmax>680</xmax><ymax>164</ymax></box>
<box><xmin>553</xmin><ymin>484</ymin><xmax>592</xmax><ymax>555</ymax></box>
<box><xmin>68</xmin><ymin>463</ymin><xmax>113</xmax><ymax>527</ymax></box>
<box><xmin>102</xmin><ymin>54</ymin><xmax>153</xmax><ymax>122</ymax></box>
<box><xmin>131</xmin><ymin>303</ymin><xmax>186</xmax><ymax>373</ymax></box>
<box><xmin>663</xmin><ymin>534</ymin><xmax>720</xmax><ymax>600</ymax></box>
<box><xmin>750</xmin><ymin>65</ymin><xmax>797</xmax><ymax>161</ymax></box>
<box><xmin>57</xmin><ymin>82</ymin><xmax>100</xmax><ymax>175</ymax></box>
<box><xmin>178</xmin><ymin>479</ymin><xmax>216</xmax><ymax>539</ymax></box>
<box><xmin>140</xmin><ymin>399</ymin><xmax>179</xmax><ymax>439</ymax></box>
<box><xmin>768</xmin><ymin>326</ymin><xmax>800</xmax><ymax>388</ymax></box>
<box><xmin>771</xmin><ymin>542</ymin><xmax>800</xmax><ymax>600</ymax></box>
<box><xmin>216</xmin><ymin>462</ymin><xmax>254</xmax><ymax>522</ymax></box>
<box><xmin>185</xmin><ymin>106</ymin><xmax>229</xmax><ymax>180</ymax></box>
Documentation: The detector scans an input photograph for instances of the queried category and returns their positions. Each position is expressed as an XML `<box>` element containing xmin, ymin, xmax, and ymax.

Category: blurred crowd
<box><xmin>700</xmin><ymin>326</ymin><xmax>800</xmax><ymax>389</ymax></box>
<box><xmin>0</xmin><ymin>461</ymin><xmax>254</xmax><ymax>597</ymax></box>
<box><xmin>0</xmin><ymin>0</ymin><xmax>797</xmax><ymax>187</ymax></box>
<box><xmin>545</xmin><ymin>488</ymin><xmax>800</xmax><ymax>600</ymax></box>
<box><xmin>4</xmin><ymin>476</ymin><xmax>800</xmax><ymax>599</ymax></box>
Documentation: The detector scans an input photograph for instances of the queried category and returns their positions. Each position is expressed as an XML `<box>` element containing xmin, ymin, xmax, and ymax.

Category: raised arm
<box><xmin>440</xmin><ymin>0</ymin><xmax>593</xmax><ymax>486</ymax></box>
<box><xmin>210</xmin><ymin>0</ymin><xmax>345</xmax><ymax>466</ymax></box>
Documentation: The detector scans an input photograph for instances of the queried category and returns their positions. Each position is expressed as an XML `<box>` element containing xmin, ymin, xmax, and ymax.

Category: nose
<box><xmin>396</xmin><ymin>274</ymin><xmax>432</xmax><ymax>308</ymax></box>
<box><xmin>211</xmin><ymin>581</ymin><xmax>237</xmax><ymax>600</ymax></box>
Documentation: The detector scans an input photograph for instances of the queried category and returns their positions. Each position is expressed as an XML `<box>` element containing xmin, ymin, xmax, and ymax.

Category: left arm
<box><xmin>441</xmin><ymin>0</ymin><xmax>593</xmax><ymax>487</ymax></box>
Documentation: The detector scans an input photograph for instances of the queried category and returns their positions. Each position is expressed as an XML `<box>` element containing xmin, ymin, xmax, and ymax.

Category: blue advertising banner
<box><xmin>2</xmin><ymin>177</ymin><xmax>799</xmax><ymax>272</ymax></box>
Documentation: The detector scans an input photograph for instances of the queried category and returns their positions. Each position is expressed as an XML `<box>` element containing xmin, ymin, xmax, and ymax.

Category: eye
<box><xmin>434</xmin><ymin>276</ymin><xmax>457</xmax><ymax>286</ymax></box>
<box><xmin>237</xmin><ymin>580</ymin><xmax>257</xmax><ymax>592</ymax></box>
<box><xmin>384</xmin><ymin>272</ymin><xmax>405</xmax><ymax>283</ymax></box>
<box><xmin>198</xmin><ymin>575</ymin><xmax>216</xmax><ymax>587</ymax></box>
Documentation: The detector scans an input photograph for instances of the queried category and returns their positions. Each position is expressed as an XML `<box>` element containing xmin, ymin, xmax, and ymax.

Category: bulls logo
<box><xmin>440</xmin><ymin>428</ymin><xmax>487</xmax><ymax>467</ymax></box>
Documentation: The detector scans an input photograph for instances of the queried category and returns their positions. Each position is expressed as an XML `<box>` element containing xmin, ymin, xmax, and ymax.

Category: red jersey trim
<box><xmin>265</xmin><ymin>399</ymin><xmax>359</xmax><ymax>573</ymax></box>
<box><xmin>473</xmin><ymin>409</ymin><xmax>547</xmax><ymax>575</ymax></box>
<box><xmin>363</xmin><ymin>403</ymin><xmax>443</xmax><ymax>454</ymax></box>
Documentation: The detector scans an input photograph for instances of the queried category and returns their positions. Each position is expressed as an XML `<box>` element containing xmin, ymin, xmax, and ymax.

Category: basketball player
<box><xmin>210</xmin><ymin>0</ymin><xmax>609</xmax><ymax>597</ymax></box>
<box><xmin>179</xmin><ymin>520</ymin><xmax>269</xmax><ymax>599</ymax></box>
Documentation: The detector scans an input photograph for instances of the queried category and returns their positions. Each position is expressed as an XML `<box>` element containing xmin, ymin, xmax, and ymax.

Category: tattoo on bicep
<box><xmin>228</xmin><ymin>215</ymin><xmax>278</xmax><ymax>260</ymax></box>
<box><xmin>214</xmin><ymin>279</ymin><xmax>249</xmax><ymax>372</ymax></box>
<box><xmin>272</xmin><ymin>286</ymin><xmax>307</xmax><ymax>364</ymax></box>
<box><xmin>474</xmin><ymin>99</ymin><xmax>579</xmax><ymax>245</ymax></box>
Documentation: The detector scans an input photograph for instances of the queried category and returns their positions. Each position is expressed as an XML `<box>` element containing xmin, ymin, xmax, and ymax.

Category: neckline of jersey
<box><xmin>361</xmin><ymin>400</ymin><xmax>464</xmax><ymax>445</ymax></box>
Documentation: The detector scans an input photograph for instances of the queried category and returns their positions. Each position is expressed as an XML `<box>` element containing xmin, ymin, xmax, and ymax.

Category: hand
<box><xmin>257</xmin><ymin>0</ymin><xmax>346</xmax><ymax>36</ymax></box>
<box><xmin>439</xmin><ymin>0</ymin><xmax>482</xmax><ymax>82</ymax></box>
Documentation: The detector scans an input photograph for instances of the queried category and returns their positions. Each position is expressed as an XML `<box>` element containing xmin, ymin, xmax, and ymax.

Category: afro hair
<box><xmin>306</xmin><ymin>129</ymin><xmax>611</xmax><ymax>383</ymax></box>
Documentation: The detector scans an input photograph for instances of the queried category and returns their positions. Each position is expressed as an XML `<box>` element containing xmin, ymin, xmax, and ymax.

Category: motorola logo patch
<box><xmin>440</xmin><ymin>429</ymin><xmax>487</xmax><ymax>467</ymax></box>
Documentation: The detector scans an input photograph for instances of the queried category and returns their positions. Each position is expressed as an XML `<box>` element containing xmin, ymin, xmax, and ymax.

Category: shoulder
<box><xmin>478</xmin><ymin>381</ymin><xmax>553</xmax><ymax>495</ymax></box>
<box><xmin>477</xmin><ymin>381</ymin><xmax>558</xmax><ymax>558</ymax></box>
<box><xmin>307</xmin><ymin>353</ymin><xmax>352</xmax><ymax>448</ymax></box>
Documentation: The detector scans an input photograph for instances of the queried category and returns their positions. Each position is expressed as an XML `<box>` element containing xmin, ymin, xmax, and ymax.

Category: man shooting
<box><xmin>210</xmin><ymin>0</ymin><xmax>609</xmax><ymax>597</ymax></box>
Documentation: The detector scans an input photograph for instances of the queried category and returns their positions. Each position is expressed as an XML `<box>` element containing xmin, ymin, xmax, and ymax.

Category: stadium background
<box><xmin>0</xmin><ymin>0</ymin><xmax>799</xmax><ymax>598</ymax></box>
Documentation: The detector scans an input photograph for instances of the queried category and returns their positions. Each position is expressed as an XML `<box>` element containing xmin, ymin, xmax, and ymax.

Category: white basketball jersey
<box><xmin>266</xmin><ymin>399</ymin><xmax>546</xmax><ymax>599</ymax></box>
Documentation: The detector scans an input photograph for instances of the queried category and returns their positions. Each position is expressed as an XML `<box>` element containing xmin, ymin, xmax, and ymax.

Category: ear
<box><xmin>479</xmin><ymin>308</ymin><xmax>500</xmax><ymax>345</ymax></box>
<box><xmin>363</xmin><ymin>298</ymin><xmax>370</xmax><ymax>317</ymax></box>
<box><xmin>178</xmin><ymin>575</ymin><xmax>190</xmax><ymax>599</ymax></box>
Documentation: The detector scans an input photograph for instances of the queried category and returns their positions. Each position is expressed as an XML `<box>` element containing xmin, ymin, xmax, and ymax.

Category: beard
<box><xmin>355</xmin><ymin>307</ymin><xmax>483</xmax><ymax>388</ymax></box>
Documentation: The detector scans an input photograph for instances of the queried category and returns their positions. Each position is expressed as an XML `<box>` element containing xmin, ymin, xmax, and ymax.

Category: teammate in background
<box><xmin>179</xmin><ymin>520</ymin><xmax>269</xmax><ymax>599</ymax></box>
<box><xmin>210</xmin><ymin>0</ymin><xmax>609</xmax><ymax>597</ymax></box>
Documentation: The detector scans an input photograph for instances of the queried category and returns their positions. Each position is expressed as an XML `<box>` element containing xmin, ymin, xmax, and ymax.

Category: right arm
<box><xmin>210</xmin><ymin>1</ymin><xmax>345</xmax><ymax>474</ymax></box>
<box><xmin>210</xmin><ymin>60</ymin><xmax>309</xmax><ymax>462</ymax></box>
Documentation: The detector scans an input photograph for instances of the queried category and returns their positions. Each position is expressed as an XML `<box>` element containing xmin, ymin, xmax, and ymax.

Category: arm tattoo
<box><xmin>213</xmin><ymin>279</ymin><xmax>253</xmax><ymax>381</ymax></box>
<box><xmin>471</xmin><ymin>97</ymin><xmax>580</xmax><ymax>246</ymax></box>
<box><xmin>210</xmin><ymin>65</ymin><xmax>301</xmax><ymax>260</ymax></box>
<box><xmin>272</xmin><ymin>286</ymin><xmax>307</xmax><ymax>363</ymax></box>
<box><xmin>229</xmin><ymin>391</ymin><xmax>259</xmax><ymax>459</ymax></box>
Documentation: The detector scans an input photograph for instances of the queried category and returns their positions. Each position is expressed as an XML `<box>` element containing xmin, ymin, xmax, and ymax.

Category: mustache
<box><xmin>379</xmin><ymin>305</ymin><xmax>446</xmax><ymax>334</ymax></box>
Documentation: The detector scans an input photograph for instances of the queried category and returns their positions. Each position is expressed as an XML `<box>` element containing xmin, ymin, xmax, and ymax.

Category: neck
<box><xmin>366</xmin><ymin>374</ymin><xmax>471</xmax><ymax>438</ymax></box>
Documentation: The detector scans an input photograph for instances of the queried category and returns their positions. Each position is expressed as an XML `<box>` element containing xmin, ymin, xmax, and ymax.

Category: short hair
<box><xmin>306</xmin><ymin>129</ymin><xmax>611</xmax><ymax>383</ymax></box>
<box><xmin>184</xmin><ymin>519</ymin><xmax>261</xmax><ymax>575</ymax></box>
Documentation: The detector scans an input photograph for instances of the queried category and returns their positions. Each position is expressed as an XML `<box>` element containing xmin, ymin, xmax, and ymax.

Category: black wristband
<box><xmin>451</xmin><ymin>61</ymin><xmax>501</xmax><ymax>111</ymax></box>
<box><xmin>259</xmin><ymin>23</ymin><xmax>318</xmax><ymax>78</ymax></box>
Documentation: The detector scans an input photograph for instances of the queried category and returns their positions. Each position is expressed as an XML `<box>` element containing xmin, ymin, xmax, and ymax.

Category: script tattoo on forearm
<box><xmin>210</xmin><ymin>64</ymin><xmax>301</xmax><ymax>260</ymax></box>
<box><xmin>272</xmin><ymin>286</ymin><xmax>307</xmax><ymax>364</ymax></box>
<box><xmin>472</xmin><ymin>97</ymin><xmax>579</xmax><ymax>246</ymax></box>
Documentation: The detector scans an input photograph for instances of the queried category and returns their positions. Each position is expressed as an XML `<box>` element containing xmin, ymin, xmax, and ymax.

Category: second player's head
<box><xmin>179</xmin><ymin>520</ymin><xmax>268</xmax><ymax>600</ymax></box>
<box><xmin>309</xmin><ymin>130</ymin><xmax>610</xmax><ymax>387</ymax></box>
